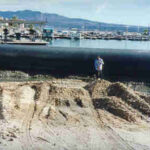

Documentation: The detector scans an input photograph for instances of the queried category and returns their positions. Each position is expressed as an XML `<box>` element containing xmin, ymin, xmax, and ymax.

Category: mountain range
<box><xmin>0</xmin><ymin>10</ymin><xmax>147</xmax><ymax>32</ymax></box>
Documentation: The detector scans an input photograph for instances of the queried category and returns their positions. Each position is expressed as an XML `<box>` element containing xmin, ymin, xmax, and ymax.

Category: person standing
<box><xmin>94</xmin><ymin>56</ymin><xmax>104</xmax><ymax>79</ymax></box>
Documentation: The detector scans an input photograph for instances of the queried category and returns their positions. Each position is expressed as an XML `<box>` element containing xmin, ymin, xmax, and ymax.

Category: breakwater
<box><xmin>0</xmin><ymin>45</ymin><xmax>150</xmax><ymax>80</ymax></box>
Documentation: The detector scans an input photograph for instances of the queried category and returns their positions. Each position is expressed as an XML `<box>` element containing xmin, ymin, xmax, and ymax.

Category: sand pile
<box><xmin>0</xmin><ymin>79</ymin><xmax>150</xmax><ymax>150</ymax></box>
<box><xmin>1</xmin><ymin>80</ymin><xmax>96</xmax><ymax>126</ymax></box>
<box><xmin>85</xmin><ymin>80</ymin><xmax>111</xmax><ymax>99</ymax></box>
<box><xmin>4</xmin><ymin>80</ymin><xmax>147</xmax><ymax>124</ymax></box>
<box><xmin>49</xmin><ymin>84</ymin><xmax>91</xmax><ymax>108</ymax></box>
<box><xmin>136</xmin><ymin>92</ymin><xmax>150</xmax><ymax>105</ymax></box>
<box><xmin>85</xmin><ymin>80</ymin><xmax>150</xmax><ymax>123</ymax></box>
<box><xmin>46</xmin><ymin>83</ymin><xmax>97</xmax><ymax>126</ymax></box>
<box><xmin>107</xmin><ymin>82</ymin><xmax>150</xmax><ymax>116</ymax></box>
<box><xmin>93</xmin><ymin>96</ymin><xmax>141</xmax><ymax>122</ymax></box>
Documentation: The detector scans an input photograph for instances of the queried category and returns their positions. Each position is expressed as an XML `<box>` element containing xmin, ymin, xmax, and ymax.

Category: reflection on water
<box><xmin>49</xmin><ymin>39</ymin><xmax>150</xmax><ymax>50</ymax></box>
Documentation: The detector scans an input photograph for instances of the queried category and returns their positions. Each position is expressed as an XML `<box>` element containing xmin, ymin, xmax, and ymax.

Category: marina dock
<box><xmin>3</xmin><ymin>41</ymin><xmax>49</xmax><ymax>45</ymax></box>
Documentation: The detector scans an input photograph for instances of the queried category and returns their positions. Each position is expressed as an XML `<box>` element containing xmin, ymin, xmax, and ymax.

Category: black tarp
<box><xmin>0</xmin><ymin>45</ymin><xmax>150</xmax><ymax>79</ymax></box>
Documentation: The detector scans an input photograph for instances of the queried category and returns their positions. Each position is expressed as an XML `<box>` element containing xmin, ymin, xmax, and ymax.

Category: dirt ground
<box><xmin>0</xmin><ymin>78</ymin><xmax>150</xmax><ymax>150</ymax></box>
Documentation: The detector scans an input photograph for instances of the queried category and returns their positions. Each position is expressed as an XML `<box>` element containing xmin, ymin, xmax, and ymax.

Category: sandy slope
<box><xmin>0</xmin><ymin>79</ymin><xmax>150</xmax><ymax>150</ymax></box>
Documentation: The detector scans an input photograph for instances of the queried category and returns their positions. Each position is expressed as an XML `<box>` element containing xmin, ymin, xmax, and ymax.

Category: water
<box><xmin>49</xmin><ymin>39</ymin><xmax>150</xmax><ymax>50</ymax></box>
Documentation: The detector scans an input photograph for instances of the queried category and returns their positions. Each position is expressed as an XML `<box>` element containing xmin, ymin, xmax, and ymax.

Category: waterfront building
<box><xmin>43</xmin><ymin>28</ymin><xmax>54</xmax><ymax>38</ymax></box>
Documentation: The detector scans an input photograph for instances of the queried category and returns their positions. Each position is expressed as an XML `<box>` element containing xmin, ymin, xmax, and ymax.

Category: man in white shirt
<box><xmin>94</xmin><ymin>56</ymin><xmax>104</xmax><ymax>79</ymax></box>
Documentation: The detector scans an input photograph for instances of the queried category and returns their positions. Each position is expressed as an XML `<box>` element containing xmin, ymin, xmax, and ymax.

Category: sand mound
<box><xmin>136</xmin><ymin>92</ymin><xmax>150</xmax><ymax>105</ymax></box>
<box><xmin>85</xmin><ymin>80</ymin><xmax>111</xmax><ymax>99</ymax></box>
<box><xmin>85</xmin><ymin>80</ymin><xmax>148</xmax><ymax>123</ymax></box>
<box><xmin>47</xmin><ymin>83</ymin><xmax>97</xmax><ymax>125</ymax></box>
<box><xmin>1</xmin><ymin>80</ymin><xmax>95</xmax><ymax>126</ymax></box>
<box><xmin>107</xmin><ymin>82</ymin><xmax>150</xmax><ymax>116</ymax></box>
<box><xmin>1</xmin><ymin>79</ymin><xmax>150</xmax><ymax>150</ymax></box>
<box><xmin>49</xmin><ymin>84</ymin><xmax>91</xmax><ymax>107</ymax></box>
<box><xmin>93</xmin><ymin>96</ymin><xmax>142</xmax><ymax>122</ymax></box>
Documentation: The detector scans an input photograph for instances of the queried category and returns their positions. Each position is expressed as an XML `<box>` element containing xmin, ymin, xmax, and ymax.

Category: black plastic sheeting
<box><xmin>0</xmin><ymin>44</ymin><xmax>150</xmax><ymax>79</ymax></box>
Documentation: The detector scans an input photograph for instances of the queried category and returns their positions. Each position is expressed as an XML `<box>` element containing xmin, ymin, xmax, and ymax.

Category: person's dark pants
<box><xmin>96</xmin><ymin>70</ymin><xmax>103</xmax><ymax>79</ymax></box>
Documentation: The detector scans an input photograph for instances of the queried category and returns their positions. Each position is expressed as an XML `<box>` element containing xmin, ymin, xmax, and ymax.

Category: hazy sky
<box><xmin>0</xmin><ymin>0</ymin><xmax>150</xmax><ymax>26</ymax></box>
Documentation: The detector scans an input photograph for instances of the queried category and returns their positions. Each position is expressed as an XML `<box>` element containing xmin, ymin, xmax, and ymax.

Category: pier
<box><xmin>2</xmin><ymin>41</ymin><xmax>48</xmax><ymax>45</ymax></box>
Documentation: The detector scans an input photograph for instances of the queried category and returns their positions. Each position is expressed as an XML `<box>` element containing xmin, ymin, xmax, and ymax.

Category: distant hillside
<box><xmin>0</xmin><ymin>10</ymin><xmax>147</xmax><ymax>32</ymax></box>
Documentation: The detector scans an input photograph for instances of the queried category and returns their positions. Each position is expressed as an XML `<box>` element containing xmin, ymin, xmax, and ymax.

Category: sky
<box><xmin>0</xmin><ymin>0</ymin><xmax>150</xmax><ymax>26</ymax></box>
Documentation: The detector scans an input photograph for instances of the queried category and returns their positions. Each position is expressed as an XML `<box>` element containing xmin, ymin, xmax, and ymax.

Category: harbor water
<box><xmin>49</xmin><ymin>39</ymin><xmax>150</xmax><ymax>50</ymax></box>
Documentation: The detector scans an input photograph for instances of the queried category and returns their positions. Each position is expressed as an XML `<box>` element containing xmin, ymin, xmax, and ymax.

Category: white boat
<box><xmin>70</xmin><ymin>28</ymin><xmax>83</xmax><ymax>40</ymax></box>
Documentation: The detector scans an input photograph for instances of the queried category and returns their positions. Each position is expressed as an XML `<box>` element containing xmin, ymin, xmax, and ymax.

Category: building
<box><xmin>43</xmin><ymin>28</ymin><xmax>54</xmax><ymax>38</ymax></box>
